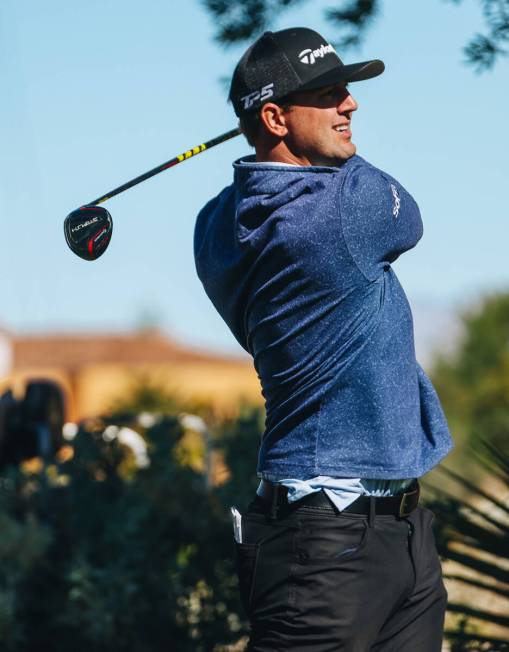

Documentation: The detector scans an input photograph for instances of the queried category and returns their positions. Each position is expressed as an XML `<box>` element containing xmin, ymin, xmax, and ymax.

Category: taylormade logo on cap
<box><xmin>298</xmin><ymin>43</ymin><xmax>335</xmax><ymax>65</ymax></box>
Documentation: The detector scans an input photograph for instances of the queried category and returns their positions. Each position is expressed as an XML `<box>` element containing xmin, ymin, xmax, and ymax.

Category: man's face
<box><xmin>281</xmin><ymin>82</ymin><xmax>358</xmax><ymax>166</ymax></box>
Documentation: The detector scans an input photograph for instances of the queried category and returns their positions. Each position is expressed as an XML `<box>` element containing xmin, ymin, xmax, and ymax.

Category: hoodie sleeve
<box><xmin>339</xmin><ymin>162</ymin><xmax>423</xmax><ymax>282</ymax></box>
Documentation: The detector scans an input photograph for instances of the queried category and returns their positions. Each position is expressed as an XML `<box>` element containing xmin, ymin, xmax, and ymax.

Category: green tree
<box><xmin>201</xmin><ymin>0</ymin><xmax>509</xmax><ymax>71</ymax></box>
<box><xmin>0</xmin><ymin>413</ymin><xmax>252</xmax><ymax>651</ymax></box>
<box><xmin>431</xmin><ymin>292</ymin><xmax>509</xmax><ymax>467</ymax></box>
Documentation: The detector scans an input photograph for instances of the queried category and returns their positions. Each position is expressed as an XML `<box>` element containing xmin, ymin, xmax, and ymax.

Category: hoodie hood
<box><xmin>231</xmin><ymin>156</ymin><xmax>355</xmax><ymax>237</ymax></box>
<box><xmin>233</xmin><ymin>155</ymin><xmax>347</xmax><ymax>200</ymax></box>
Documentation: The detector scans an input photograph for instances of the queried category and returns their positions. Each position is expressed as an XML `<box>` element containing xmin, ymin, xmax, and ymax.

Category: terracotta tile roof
<box><xmin>12</xmin><ymin>330</ymin><xmax>248</xmax><ymax>369</ymax></box>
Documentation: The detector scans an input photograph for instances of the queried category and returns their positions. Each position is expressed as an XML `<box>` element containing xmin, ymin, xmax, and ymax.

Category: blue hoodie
<box><xmin>194</xmin><ymin>154</ymin><xmax>453</xmax><ymax>480</ymax></box>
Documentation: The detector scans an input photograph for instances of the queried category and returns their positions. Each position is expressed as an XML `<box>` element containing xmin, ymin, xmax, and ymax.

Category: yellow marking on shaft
<box><xmin>177</xmin><ymin>143</ymin><xmax>207</xmax><ymax>163</ymax></box>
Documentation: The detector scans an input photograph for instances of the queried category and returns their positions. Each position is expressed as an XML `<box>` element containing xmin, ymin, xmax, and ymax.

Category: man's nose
<box><xmin>339</xmin><ymin>92</ymin><xmax>358</xmax><ymax>113</ymax></box>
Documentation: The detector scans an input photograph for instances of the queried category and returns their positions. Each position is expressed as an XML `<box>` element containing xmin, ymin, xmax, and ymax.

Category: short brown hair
<box><xmin>238</xmin><ymin>96</ymin><xmax>294</xmax><ymax>148</ymax></box>
<box><xmin>239</xmin><ymin>111</ymin><xmax>261</xmax><ymax>147</ymax></box>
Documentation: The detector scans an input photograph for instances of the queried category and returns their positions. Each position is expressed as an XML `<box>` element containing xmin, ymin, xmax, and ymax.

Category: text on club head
<box><xmin>71</xmin><ymin>217</ymin><xmax>100</xmax><ymax>233</ymax></box>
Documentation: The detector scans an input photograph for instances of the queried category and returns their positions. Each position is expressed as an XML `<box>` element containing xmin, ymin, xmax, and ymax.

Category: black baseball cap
<box><xmin>229</xmin><ymin>27</ymin><xmax>384</xmax><ymax>117</ymax></box>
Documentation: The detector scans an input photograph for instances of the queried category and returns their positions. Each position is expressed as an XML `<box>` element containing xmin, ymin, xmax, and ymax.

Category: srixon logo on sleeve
<box><xmin>241</xmin><ymin>83</ymin><xmax>275</xmax><ymax>110</ymax></box>
<box><xmin>298</xmin><ymin>43</ymin><xmax>335</xmax><ymax>65</ymax></box>
<box><xmin>390</xmin><ymin>184</ymin><xmax>401</xmax><ymax>219</ymax></box>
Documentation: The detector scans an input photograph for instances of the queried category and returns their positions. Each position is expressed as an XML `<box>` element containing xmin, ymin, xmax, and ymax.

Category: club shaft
<box><xmin>85</xmin><ymin>127</ymin><xmax>241</xmax><ymax>207</ymax></box>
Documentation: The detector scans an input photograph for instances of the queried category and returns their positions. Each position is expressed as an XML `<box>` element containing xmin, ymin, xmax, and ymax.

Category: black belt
<box><xmin>255</xmin><ymin>481</ymin><xmax>420</xmax><ymax>519</ymax></box>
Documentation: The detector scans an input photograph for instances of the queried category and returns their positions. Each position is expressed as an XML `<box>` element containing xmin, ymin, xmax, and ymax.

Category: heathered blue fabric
<box><xmin>194</xmin><ymin>154</ymin><xmax>453</xmax><ymax>479</ymax></box>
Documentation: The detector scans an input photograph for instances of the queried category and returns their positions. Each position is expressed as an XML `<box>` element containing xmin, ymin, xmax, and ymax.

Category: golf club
<box><xmin>64</xmin><ymin>127</ymin><xmax>241</xmax><ymax>261</ymax></box>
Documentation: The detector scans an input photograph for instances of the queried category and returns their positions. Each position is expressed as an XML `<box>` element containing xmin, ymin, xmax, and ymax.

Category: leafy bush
<box><xmin>0</xmin><ymin>409</ymin><xmax>263</xmax><ymax>651</ymax></box>
<box><xmin>432</xmin><ymin>293</ymin><xmax>509</xmax><ymax>468</ymax></box>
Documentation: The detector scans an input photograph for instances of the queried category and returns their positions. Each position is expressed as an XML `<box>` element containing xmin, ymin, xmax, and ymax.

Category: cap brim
<box><xmin>300</xmin><ymin>59</ymin><xmax>385</xmax><ymax>91</ymax></box>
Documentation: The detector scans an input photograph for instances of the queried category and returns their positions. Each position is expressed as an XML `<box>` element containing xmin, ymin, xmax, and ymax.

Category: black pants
<box><xmin>234</xmin><ymin>494</ymin><xmax>447</xmax><ymax>651</ymax></box>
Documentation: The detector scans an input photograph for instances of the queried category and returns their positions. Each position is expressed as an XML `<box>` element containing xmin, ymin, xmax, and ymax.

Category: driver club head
<box><xmin>64</xmin><ymin>205</ymin><xmax>113</xmax><ymax>261</ymax></box>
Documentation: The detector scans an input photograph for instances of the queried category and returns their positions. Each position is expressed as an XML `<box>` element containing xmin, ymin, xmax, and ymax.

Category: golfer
<box><xmin>194</xmin><ymin>26</ymin><xmax>453</xmax><ymax>652</ymax></box>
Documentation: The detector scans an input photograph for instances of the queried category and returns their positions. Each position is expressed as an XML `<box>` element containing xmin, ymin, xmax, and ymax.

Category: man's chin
<box><xmin>329</xmin><ymin>143</ymin><xmax>357</xmax><ymax>166</ymax></box>
<box><xmin>309</xmin><ymin>144</ymin><xmax>357</xmax><ymax>167</ymax></box>
<box><xmin>341</xmin><ymin>142</ymin><xmax>357</xmax><ymax>159</ymax></box>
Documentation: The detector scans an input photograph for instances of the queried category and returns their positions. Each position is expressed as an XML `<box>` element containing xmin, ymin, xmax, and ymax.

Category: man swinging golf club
<box><xmin>194</xmin><ymin>26</ymin><xmax>453</xmax><ymax>652</ymax></box>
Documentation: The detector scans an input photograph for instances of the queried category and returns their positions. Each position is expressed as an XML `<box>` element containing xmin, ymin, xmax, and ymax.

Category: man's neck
<box><xmin>256</xmin><ymin>151</ymin><xmax>310</xmax><ymax>166</ymax></box>
<box><xmin>255</xmin><ymin>141</ymin><xmax>311</xmax><ymax>166</ymax></box>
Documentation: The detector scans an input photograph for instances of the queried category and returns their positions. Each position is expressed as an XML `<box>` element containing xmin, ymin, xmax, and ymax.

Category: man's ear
<box><xmin>259</xmin><ymin>103</ymin><xmax>288</xmax><ymax>138</ymax></box>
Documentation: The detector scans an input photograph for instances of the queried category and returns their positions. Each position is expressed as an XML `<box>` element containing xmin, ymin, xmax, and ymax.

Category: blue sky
<box><xmin>1</xmin><ymin>0</ymin><xmax>507</xmax><ymax>359</ymax></box>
